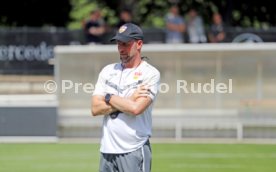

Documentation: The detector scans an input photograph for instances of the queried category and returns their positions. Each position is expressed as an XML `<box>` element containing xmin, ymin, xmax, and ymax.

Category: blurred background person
<box><xmin>208</xmin><ymin>12</ymin><xmax>226</xmax><ymax>43</ymax></box>
<box><xmin>165</xmin><ymin>5</ymin><xmax>186</xmax><ymax>43</ymax></box>
<box><xmin>116</xmin><ymin>9</ymin><xmax>137</xmax><ymax>28</ymax></box>
<box><xmin>186</xmin><ymin>8</ymin><xmax>207</xmax><ymax>43</ymax></box>
<box><xmin>83</xmin><ymin>9</ymin><xmax>106</xmax><ymax>44</ymax></box>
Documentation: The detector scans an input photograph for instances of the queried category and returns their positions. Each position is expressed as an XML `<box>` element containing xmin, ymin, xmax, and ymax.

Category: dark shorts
<box><xmin>99</xmin><ymin>140</ymin><xmax>151</xmax><ymax>172</ymax></box>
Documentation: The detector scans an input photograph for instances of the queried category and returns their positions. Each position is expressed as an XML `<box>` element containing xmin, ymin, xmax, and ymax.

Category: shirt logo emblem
<box><xmin>133</xmin><ymin>72</ymin><xmax>142</xmax><ymax>80</ymax></box>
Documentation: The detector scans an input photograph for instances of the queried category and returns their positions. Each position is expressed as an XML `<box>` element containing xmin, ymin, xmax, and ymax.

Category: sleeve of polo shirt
<box><xmin>144</xmin><ymin>70</ymin><xmax>160</xmax><ymax>101</ymax></box>
<box><xmin>93</xmin><ymin>68</ymin><xmax>106</xmax><ymax>96</ymax></box>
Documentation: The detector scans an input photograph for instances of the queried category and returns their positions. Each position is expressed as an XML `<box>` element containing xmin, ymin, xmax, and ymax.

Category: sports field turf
<box><xmin>0</xmin><ymin>143</ymin><xmax>276</xmax><ymax>172</ymax></box>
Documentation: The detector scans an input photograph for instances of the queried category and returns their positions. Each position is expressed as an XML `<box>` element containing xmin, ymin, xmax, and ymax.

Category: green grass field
<box><xmin>1</xmin><ymin>143</ymin><xmax>276</xmax><ymax>172</ymax></box>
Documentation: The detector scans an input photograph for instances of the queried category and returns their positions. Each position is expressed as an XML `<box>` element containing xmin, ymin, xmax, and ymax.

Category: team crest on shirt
<box><xmin>119</xmin><ymin>25</ymin><xmax>127</xmax><ymax>33</ymax></box>
<box><xmin>133</xmin><ymin>71</ymin><xmax>142</xmax><ymax>80</ymax></box>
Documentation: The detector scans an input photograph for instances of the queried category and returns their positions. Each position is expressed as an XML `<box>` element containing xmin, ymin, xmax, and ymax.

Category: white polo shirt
<box><xmin>93</xmin><ymin>60</ymin><xmax>160</xmax><ymax>154</ymax></box>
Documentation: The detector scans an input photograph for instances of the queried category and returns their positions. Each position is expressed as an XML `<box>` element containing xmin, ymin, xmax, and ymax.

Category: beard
<box><xmin>120</xmin><ymin>54</ymin><xmax>135</xmax><ymax>64</ymax></box>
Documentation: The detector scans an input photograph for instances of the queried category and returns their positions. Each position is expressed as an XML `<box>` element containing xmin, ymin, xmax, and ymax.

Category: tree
<box><xmin>69</xmin><ymin>0</ymin><xmax>275</xmax><ymax>29</ymax></box>
<box><xmin>68</xmin><ymin>0</ymin><xmax>117</xmax><ymax>29</ymax></box>
<box><xmin>0</xmin><ymin>0</ymin><xmax>275</xmax><ymax>29</ymax></box>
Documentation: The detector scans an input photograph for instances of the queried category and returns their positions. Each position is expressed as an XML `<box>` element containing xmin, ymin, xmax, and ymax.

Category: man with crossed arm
<box><xmin>91</xmin><ymin>23</ymin><xmax>160</xmax><ymax>172</ymax></box>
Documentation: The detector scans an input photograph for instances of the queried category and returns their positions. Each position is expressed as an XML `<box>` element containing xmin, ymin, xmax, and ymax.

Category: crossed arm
<box><xmin>166</xmin><ymin>22</ymin><xmax>185</xmax><ymax>33</ymax></box>
<box><xmin>91</xmin><ymin>85</ymin><xmax>152</xmax><ymax>116</ymax></box>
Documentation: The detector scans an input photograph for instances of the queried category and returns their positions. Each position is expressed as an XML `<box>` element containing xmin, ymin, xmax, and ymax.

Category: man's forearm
<box><xmin>109</xmin><ymin>95</ymin><xmax>151</xmax><ymax>116</ymax></box>
<box><xmin>91</xmin><ymin>96</ymin><xmax>118</xmax><ymax>116</ymax></box>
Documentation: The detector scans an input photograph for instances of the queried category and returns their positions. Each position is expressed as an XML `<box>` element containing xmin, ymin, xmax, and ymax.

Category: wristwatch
<box><xmin>105</xmin><ymin>93</ymin><xmax>113</xmax><ymax>104</ymax></box>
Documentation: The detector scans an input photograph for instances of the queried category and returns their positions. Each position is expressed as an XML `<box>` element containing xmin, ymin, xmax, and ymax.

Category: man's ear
<box><xmin>137</xmin><ymin>40</ymin><xmax>143</xmax><ymax>49</ymax></box>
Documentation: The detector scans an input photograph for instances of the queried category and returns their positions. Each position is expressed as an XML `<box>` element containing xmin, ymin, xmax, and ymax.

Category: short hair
<box><xmin>121</xmin><ymin>8</ymin><xmax>131</xmax><ymax>14</ymax></box>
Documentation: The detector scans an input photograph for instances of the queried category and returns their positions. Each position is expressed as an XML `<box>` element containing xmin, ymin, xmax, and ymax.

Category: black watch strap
<box><xmin>105</xmin><ymin>93</ymin><xmax>113</xmax><ymax>104</ymax></box>
<box><xmin>110</xmin><ymin>110</ymin><xmax>121</xmax><ymax>119</ymax></box>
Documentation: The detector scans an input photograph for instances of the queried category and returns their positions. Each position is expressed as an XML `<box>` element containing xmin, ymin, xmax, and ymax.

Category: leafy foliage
<box><xmin>68</xmin><ymin>0</ymin><xmax>117</xmax><ymax>29</ymax></box>
<box><xmin>0</xmin><ymin>0</ymin><xmax>275</xmax><ymax>29</ymax></box>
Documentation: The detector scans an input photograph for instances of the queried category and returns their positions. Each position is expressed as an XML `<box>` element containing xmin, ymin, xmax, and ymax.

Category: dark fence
<box><xmin>0</xmin><ymin>27</ymin><xmax>84</xmax><ymax>75</ymax></box>
<box><xmin>224</xmin><ymin>27</ymin><xmax>276</xmax><ymax>42</ymax></box>
<box><xmin>1</xmin><ymin>27</ymin><xmax>276</xmax><ymax>75</ymax></box>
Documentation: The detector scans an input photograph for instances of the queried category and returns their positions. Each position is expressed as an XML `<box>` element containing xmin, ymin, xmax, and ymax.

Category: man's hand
<box><xmin>129</xmin><ymin>85</ymin><xmax>150</xmax><ymax>101</ymax></box>
<box><xmin>108</xmin><ymin>85</ymin><xmax>152</xmax><ymax>116</ymax></box>
<box><xmin>92</xmin><ymin>85</ymin><xmax>152</xmax><ymax>116</ymax></box>
<box><xmin>89</xmin><ymin>27</ymin><xmax>105</xmax><ymax>36</ymax></box>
